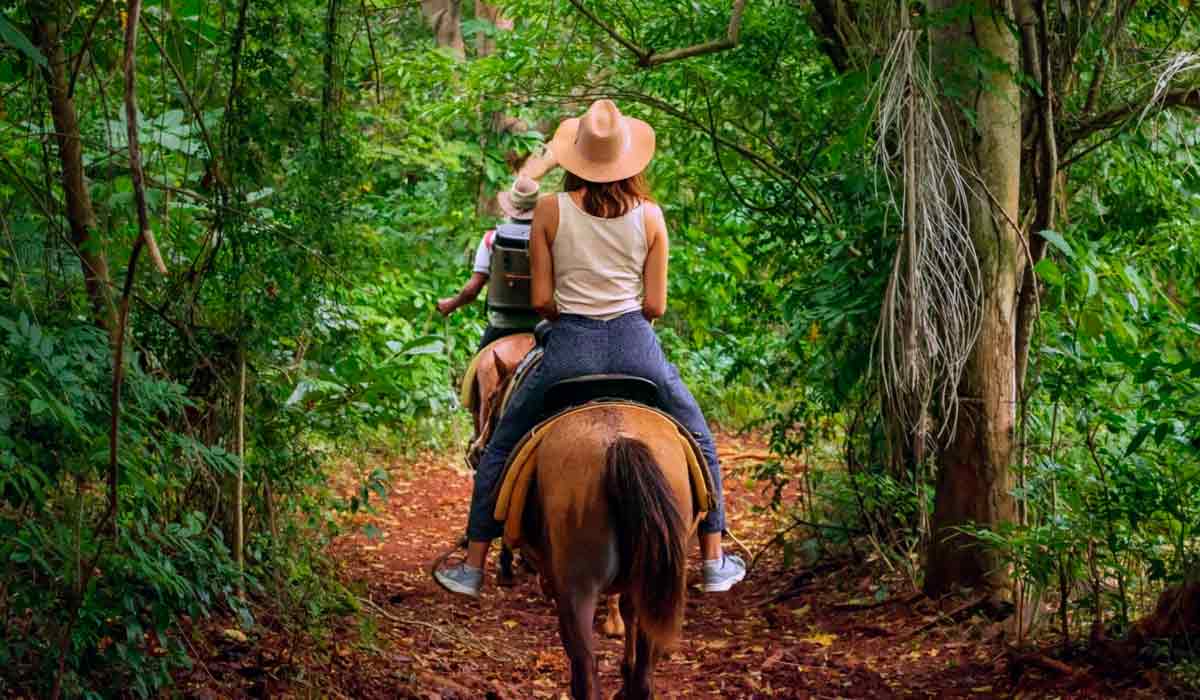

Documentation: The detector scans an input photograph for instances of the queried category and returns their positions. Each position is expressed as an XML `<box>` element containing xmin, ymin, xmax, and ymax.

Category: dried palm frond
<box><xmin>871</xmin><ymin>22</ymin><xmax>981</xmax><ymax>451</ymax></box>
<box><xmin>1139</xmin><ymin>52</ymin><xmax>1200</xmax><ymax>124</ymax></box>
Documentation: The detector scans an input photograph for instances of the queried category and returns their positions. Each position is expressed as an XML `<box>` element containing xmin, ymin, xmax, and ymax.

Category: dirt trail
<box><xmin>187</xmin><ymin>432</ymin><xmax>1152</xmax><ymax>698</ymax></box>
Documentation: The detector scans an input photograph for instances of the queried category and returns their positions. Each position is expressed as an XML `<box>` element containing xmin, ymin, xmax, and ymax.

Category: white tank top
<box><xmin>553</xmin><ymin>192</ymin><xmax>647</xmax><ymax>319</ymax></box>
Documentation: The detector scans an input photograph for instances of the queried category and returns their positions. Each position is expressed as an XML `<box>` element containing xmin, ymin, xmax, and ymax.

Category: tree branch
<box><xmin>565</xmin><ymin>0</ymin><xmax>649</xmax><ymax>63</ymax></box>
<box><xmin>644</xmin><ymin>0</ymin><xmax>747</xmax><ymax>67</ymax></box>
<box><xmin>67</xmin><ymin>0</ymin><xmax>110</xmax><ymax>99</ymax></box>
<box><xmin>1064</xmin><ymin>86</ymin><xmax>1200</xmax><ymax>155</ymax></box>
<box><xmin>123</xmin><ymin>0</ymin><xmax>167</xmax><ymax>276</ymax></box>
<box><xmin>566</xmin><ymin>0</ymin><xmax>747</xmax><ymax>68</ymax></box>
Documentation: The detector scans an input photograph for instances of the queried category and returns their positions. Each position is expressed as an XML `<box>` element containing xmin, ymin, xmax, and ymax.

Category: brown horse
<box><xmin>521</xmin><ymin>405</ymin><xmax>693</xmax><ymax>700</ymax></box>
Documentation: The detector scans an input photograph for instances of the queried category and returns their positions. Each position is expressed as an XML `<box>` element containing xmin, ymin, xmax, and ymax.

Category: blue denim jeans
<box><xmin>466</xmin><ymin>311</ymin><xmax>726</xmax><ymax>541</ymax></box>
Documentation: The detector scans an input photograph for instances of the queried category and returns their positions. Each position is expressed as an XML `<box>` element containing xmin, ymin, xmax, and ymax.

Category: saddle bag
<box><xmin>487</xmin><ymin>223</ymin><xmax>533</xmax><ymax>312</ymax></box>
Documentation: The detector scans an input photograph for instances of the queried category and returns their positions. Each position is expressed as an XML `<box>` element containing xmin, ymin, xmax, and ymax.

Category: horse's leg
<box><xmin>617</xmin><ymin>595</ymin><xmax>637</xmax><ymax>699</ymax></box>
<box><xmin>497</xmin><ymin>545</ymin><xmax>515</xmax><ymax>587</ymax></box>
<box><xmin>602</xmin><ymin>594</ymin><xmax>625</xmax><ymax>638</ymax></box>
<box><xmin>628</xmin><ymin>626</ymin><xmax>661</xmax><ymax>700</ymax></box>
<box><xmin>555</xmin><ymin>590</ymin><xmax>601</xmax><ymax>700</ymax></box>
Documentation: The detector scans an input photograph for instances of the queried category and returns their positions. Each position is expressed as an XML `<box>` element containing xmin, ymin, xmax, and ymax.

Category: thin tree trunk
<box><xmin>235</xmin><ymin>347</ymin><xmax>246</xmax><ymax>598</ymax></box>
<box><xmin>1014</xmin><ymin>0</ymin><xmax>1058</xmax><ymax>396</ymax></box>
<box><xmin>321</xmin><ymin>0</ymin><xmax>342</xmax><ymax>146</ymax></box>
<box><xmin>420</xmin><ymin>0</ymin><xmax>464</xmax><ymax>58</ymax></box>
<box><xmin>474</xmin><ymin>1</ymin><xmax>511</xmax><ymax>57</ymax></box>
<box><xmin>123</xmin><ymin>0</ymin><xmax>167</xmax><ymax>277</ymax></box>
<box><xmin>925</xmin><ymin>0</ymin><xmax>1022</xmax><ymax>598</ymax></box>
<box><xmin>105</xmin><ymin>0</ymin><xmax>161</xmax><ymax>537</ymax></box>
<box><xmin>31</xmin><ymin>2</ymin><xmax>115</xmax><ymax>332</ymax></box>
<box><xmin>362</xmin><ymin>0</ymin><xmax>383</xmax><ymax>104</ymax></box>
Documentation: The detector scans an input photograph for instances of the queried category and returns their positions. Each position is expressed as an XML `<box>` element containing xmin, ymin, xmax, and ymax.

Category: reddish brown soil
<box><xmin>181</xmin><ymin>432</ymin><xmax>1164</xmax><ymax>699</ymax></box>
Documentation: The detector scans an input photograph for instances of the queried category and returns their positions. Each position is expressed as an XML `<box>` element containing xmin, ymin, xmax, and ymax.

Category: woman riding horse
<box><xmin>434</xmin><ymin>99</ymin><xmax>745</xmax><ymax>597</ymax></box>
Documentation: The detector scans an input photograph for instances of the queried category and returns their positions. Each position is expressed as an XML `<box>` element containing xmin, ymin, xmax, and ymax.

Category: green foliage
<box><xmin>0</xmin><ymin>307</ymin><xmax>249</xmax><ymax>696</ymax></box>
<box><xmin>982</xmin><ymin>122</ymin><xmax>1200</xmax><ymax>631</ymax></box>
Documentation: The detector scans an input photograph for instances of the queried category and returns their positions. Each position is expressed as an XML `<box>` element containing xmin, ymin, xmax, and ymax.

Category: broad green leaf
<box><xmin>1038</xmin><ymin>229</ymin><xmax>1073</xmax><ymax>258</ymax></box>
<box><xmin>398</xmin><ymin>335</ymin><xmax>444</xmax><ymax>356</ymax></box>
<box><xmin>0</xmin><ymin>16</ymin><xmax>47</xmax><ymax>68</ymax></box>
<box><xmin>1124</xmin><ymin>423</ymin><xmax>1154</xmax><ymax>458</ymax></box>
<box><xmin>1034</xmin><ymin>258</ymin><xmax>1063</xmax><ymax>286</ymax></box>
<box><xmin>1079</xmin><ymin>310</ymin><xmax>1104</xmax><ymax>338</ymax></box>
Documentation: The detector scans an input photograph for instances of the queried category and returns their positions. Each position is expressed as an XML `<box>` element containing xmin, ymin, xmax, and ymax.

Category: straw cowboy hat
<box><xmin>497</xmin><ymin>175</ymin><xmax>539</xmax><ymax>220</ymax></box>
<box><xmin>549</xmin><ymin>100</ymin><xmax>655</xmax><ymax>183</ymax></box>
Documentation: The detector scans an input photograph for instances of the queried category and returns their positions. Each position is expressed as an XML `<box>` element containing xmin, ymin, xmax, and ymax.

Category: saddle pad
<box><xmin>458</xmin><ymin>333</ymin><xmax>535</xmax><ymax>412</ymax></box>
<box><xmin>493</xmin><ymin>401</ymin><xmax>715</xmax><ymax>549</ymax></box>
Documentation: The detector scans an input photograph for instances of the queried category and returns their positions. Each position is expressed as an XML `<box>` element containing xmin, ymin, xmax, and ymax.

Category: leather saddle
<box><xmin>492</xmin><ymin>374</ymin><xmax>712</xmax><ymax>550</ymax></box>
<box><xmin>542</xmin><ymin>373</ymin><xmax>662</xmax><ymax>417</ymax></box>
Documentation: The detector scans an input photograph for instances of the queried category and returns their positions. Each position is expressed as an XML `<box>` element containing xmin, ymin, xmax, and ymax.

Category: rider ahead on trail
<box><xmin>437</xmin><ymin>175</ymin><xmax>542</xmax><ymax>348</ymax></box>
<box><xmin>434</xmin><ymin>99</ymin><xmax>746</xmax><ymax>597</ymax></box>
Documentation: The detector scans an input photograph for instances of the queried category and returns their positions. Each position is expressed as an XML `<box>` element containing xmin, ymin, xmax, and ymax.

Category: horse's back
<box><xmin>534</xmin><ymin>406</ymin><xmax>693</xmax><ymax>593</ymax></box>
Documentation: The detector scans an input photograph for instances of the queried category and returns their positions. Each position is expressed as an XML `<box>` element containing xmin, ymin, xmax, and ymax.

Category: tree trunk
<box><xmin>473</xmin><ymin>1</ymin><xmax>511</xmax><ymax>57</ymax></box>
<box><xmin>421</xmin><ymin>0</ymin><xmax>464</xmax><ymax>58</ymax></box>
<box><xmin>321</xmin><ymin>0</ymin><xmax>342</xmax><ymax>146</ymax></box>
<box><xmin>31</xmin><ymin>3</ymin><xmax>115</xmax><ymax>332</ymax></box>
<box><xmin>925</xmin><ymin>1</ymin><xmax>1022</xmax><ymax>598</ymax></box>
<box><xmin>1013</xmin><ymin>0</ymin><xmax>1058</xmax><ymax>397</ymax></box>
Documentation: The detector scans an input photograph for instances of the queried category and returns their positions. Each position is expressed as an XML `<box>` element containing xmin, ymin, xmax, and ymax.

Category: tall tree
<box><xmin>31</xmin><ymin>0</ymin><xmax>115</xmax><ymax>332</ymax></box>
<box><xmin>474</xmin><ymin>1</ymin><xmax>512</xmax><ymax>57</ymax></box>
<box><xmin>322</xmin><ymin>0</ymin><xmax>343</xmax><ymax>145</ymax></box>
<box><xmin>923</xmin><ymin>0</ymin><xmax>1022</xmax><ymax>596</ymax></box>
<box><xmin>421</xmin><ymin>0</ymin><xmax>465</xmax><ymax>57</ymax></box>
<box><xmin>803</xmin><ymin>0</ymin><xmax>1200</xmax><ymax>596</ymax></box>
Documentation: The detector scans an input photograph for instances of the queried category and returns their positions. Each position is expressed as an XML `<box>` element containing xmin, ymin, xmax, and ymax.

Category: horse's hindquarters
<box><xmin>532</xmin><ymin>405</ymin><xmax>694</xmax><ymax>612</ymax></box>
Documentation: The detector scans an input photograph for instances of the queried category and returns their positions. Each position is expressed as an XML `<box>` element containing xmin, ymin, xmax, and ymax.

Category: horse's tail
<box><xmin>604</xmin><ymin>436</ymin><xmax>687</xmax><ymax>645</ymax></box>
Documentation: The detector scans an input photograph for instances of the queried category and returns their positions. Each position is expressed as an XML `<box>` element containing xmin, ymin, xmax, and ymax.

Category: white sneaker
<box><xmin>702</xmin><ymin>554</ymin><xmax>747</xmax><ymax>593</ymax></box>
<box><xmin>433</xmin><ymin>562</ymin><xmax>483</xmax><ymax>598</ymax></box>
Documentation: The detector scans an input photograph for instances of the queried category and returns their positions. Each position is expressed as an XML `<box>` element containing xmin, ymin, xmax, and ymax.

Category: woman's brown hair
<box><xmin>563</xmin><ymin>171</ymin><xmax>652</xmax><ymax>218</ymax></box>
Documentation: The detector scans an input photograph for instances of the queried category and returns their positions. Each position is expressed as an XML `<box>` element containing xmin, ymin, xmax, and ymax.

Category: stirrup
<box><xmin>428</xmin><ymin>537</ymin><xmax>470</xmax><ymax>592</ymax></box>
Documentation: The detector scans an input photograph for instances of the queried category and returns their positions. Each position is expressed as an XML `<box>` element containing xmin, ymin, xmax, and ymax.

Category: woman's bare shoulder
<box><xmin>641</xmin><ymin>201</ymin><xmax>667</xmax><ymax>234</ymax></box>
<box><xmin>534</xmin><ymin>192</ymin><xmax>560</xmax><ymax>242</ymax></box>
<box><xmin>534</xmin><ymin>192</ymin><xmax>559</xmax><ymax>216</ymax></box>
